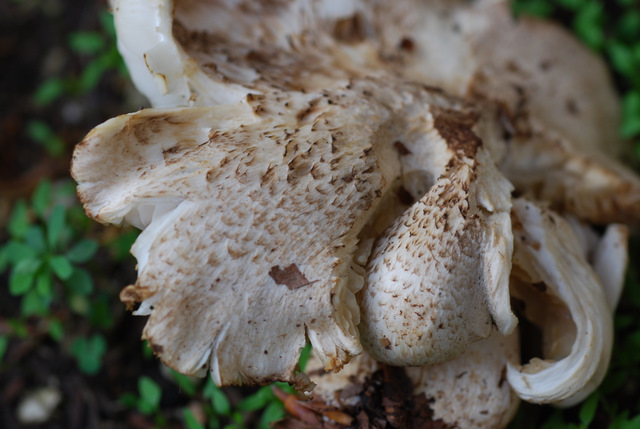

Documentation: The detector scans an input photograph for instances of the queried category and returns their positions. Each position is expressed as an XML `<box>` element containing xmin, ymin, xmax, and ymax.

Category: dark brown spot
<box><xmin>393</xmin><ymin>141</ymin><xmax>412</xmax><ymax>156</ymax></box>
<box><xmin>498</xmin><ymin>365</ymin><xmax>507</xmax><ymax>387</ymax></box>
<box><xmin>396</xmin><ymin>186</ymin><xmax>414</xmax><ymax>206</ymax></box>
<box><xmin>268</xmin><ymin>264</ymin><xmax>318</xmax><ymax>290</ymax></box>
<box><xmin>333</xmin><ymin>14</ymin><xmax>365</xmax><ymax>43</ymax></box>
<box><xmin>566</xmin><ymin>98</ymin><xmax>579</xmax><ymax>116</ymax></box>
<box><xmin>150</xmin><ymin>343</ymin><xmax>164</xmax><ymax>355</ymax></box>
<box><xmin>532</xmin><ymin>282</ymin><xmax>547</xmax><ymax>293</ymax></box>
<box><xmin>399</xmin><ymin>37</ymin><xmax>414</xmax><ymax>51</ymax></box>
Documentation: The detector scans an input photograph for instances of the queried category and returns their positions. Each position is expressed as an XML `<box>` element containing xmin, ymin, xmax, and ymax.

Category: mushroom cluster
<box><xmin>72</xmin><ymin>0</ymin><xmax>640</xmax><ymax>427</ymax></box>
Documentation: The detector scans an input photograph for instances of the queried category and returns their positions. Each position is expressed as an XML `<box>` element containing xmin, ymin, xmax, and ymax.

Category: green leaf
<box><xmin>141</xmin><ymin>340</ymin><xmax>154</xmax><ymax>360</ymax></box>
<box><xmin>171</xmin><ymin>370</ymin><xmax>197</xmax><ymax>396</ymax></box>
<box><xmin>616</xmin><ymin>0</ymin><xmax>637</xmax><ymax>7</ymax></box>
<box><xmin>2</xmin><ymin>241</ymin><xmax>38</xmax><ymax>266</ymax></box>
<box><xmin>237</xmin><ymin>386</ymin><xmax>274</xmax><ymax>412</ymax></box>
<box><xmin>578</xmin><ymin>392</ymin><xmax>599</xmax><ymax>426</ymax></box>
<box><xmin>512</xmin><ymin>0</ymin><xmax>555</xmax><ymax>18</ymax></box>
<box><xmin>66</xmin><ymin>239</ymin><xmax>98</xmax><ymax>263</ymax></box>
<box><xmin>89</xmin><ymin>295</ymin><xmax>113</xmax><ymax>328</ymax></box>
<box><xmin>616</xmin><ymin>11</ymin><xmax>640</xmax><ymax>41</ymax></box>
<box><xmin>204</xmin><ymin>379</ymin><xmax>231</xmax><ymax>416</ymax></box>
<box><xmin>298</xmin><ymin>343</ymin><xmax>312</xmax><ymax>372</ymax></box>
<box><xmin>48</xmin><ymin>319</ymin><xmax>64</xmax><ymax>342</ymax></box>
<box><xmin>66</xmin><ymin>268</ymin><xmax>93</xmax><ymax>295</ymax></box>
<box><xmin>33</xmin><ymin>78</ymin><xmax>66</xmax><ymax>106</ymax></box>
<box><xmin>49</xmin><ymin>255</ymin><xmax>73</xmax><ymax>280</ymax></box>
<box><xmin>21</xmin><ymin>288</ymin><xmax>51</xmax><ymax>316</ymax></box>
<box><xmin>34</xmin><ymin>268</ymin><xmax>53</xmax><ymax>297</ymax></box>
<box><xmin>273</xmin><ymin>382</ymin><xmax>296</xmax><ymax>395</ymax></box>
<box><xmin>0</xmin><ymin>335</ymin><xmax>8</xmax><ymax>363</ymax></box>
<box><xmin>138</xmin><ymin>376</ymin><xmax>162</xmax><ymax>414</ymax></box>
<box><xmin>120</xmin><ymin>393</ymin><xmax>139</xmax><ymax>408</ymax></box>
<box><xmin>99</xmin><ymin>10</ymin><xmax>117</xmax><ymax>37</ymax></box>
<box><xmin>556</xmin><ymin>0</ymin><xmax>585</xmax><ymax>11</ymax></box>
<box><xmin>9</xmin><ymin>320</ymin><xmax>29</xmax><ymax>338</ymax></box>
<box><xmin>608</xmin><ymin>42</ymin><xmax>637</xmax><ymax>78</ymax></box>
<box><xmin>183</xmin><ymin>408</ymin><xmax>205</xmax><ymax>429</ymax></box>
<box><xmin>24</xmin><ymin>226</ymin><xmax>47</xmax><ymax>254</ymax></box>
<box><xmin>0</xmin><ymin>247</ymin><xmax>7</xmax><ymax>272</ymax></box>
<box><xmin>78</xmin><ymin>55</ymin><xmax>109</xmax><ymax>92</ymax></box>
<box><xmin>71</xmin><ymin>334</ymin><xmax>107</xmax><ymax>375</ymax></box>
<box><xmin>7</xmin><ymin>200</ymin><xmax>30</xmax><ymax>238</ymax></box>
<box><xmin>259</xmin><ymin>401</ymin><xmax>285</xmax><ymax>429</ymax></box>
<box><xmin>32</xmin><ymin>180</ymin><xmax>52</xmax><ymax>218</ymax></box>
<box><xmin>9</xmin><ymin>259</ymin><xmax>40</xmax><ymax>295</ymax></box>
<box><xmin>26</xmin><ymin>121</ymin><xmax>65</xmax><ymax>158</ymax></box>
<box><xmin>621</xmin><ymin>92</ymin><xmax>640</xmax><ymax>138</ymax></box>
<box><xmin>573</xmin><ymin>1</ymin><xmax>605</xmax><ymax>51</ymax></box>
<box><xmin>46</xmin><ymin>205</ymin><xmax>66</xmax><ymax>249</ymax></box>
<box><xmin>68</xmin><ymin>31</ymin><xmax>105</xmax><ymax>54</ymax></box>
<box><xmin>540</xmin><ymin>410</ymin><xmax>567</xmax><ymax>429</ymax></box>
<box><xmin>109</xmin><ymin>228</ymin><xmax>139</xmax><ymax>261</ymax></box>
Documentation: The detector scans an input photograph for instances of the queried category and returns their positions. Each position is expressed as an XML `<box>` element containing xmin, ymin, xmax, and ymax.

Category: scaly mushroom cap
<box><xmin>302</xmin><ymin>328</ymin><xmax>520</xmax><ymax>429</ymax></box>
<box><xmin>73</xmin><ymin>78</ymin><xmax>516</xmax><ymax>388</ymax></box>
<box><xmin>112</xmin><ymin>0</ymin><xmax>640</xmax><ymax>224</ymax></box>
<box><xmin>358</xmin><ymin>111</ymin><xmax>515</xmax><ymax>366</ymax></box>
<box><xmin>71</xmin><ymin>0</ymin><xmax>640</xmax><ymax>419</ymax></box>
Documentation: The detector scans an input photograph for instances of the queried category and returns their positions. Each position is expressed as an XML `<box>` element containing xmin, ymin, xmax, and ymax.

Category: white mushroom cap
<box><xmin>72</xmin><ymin>0</ymin><xmax>640</xmax><ymax>416</ymax></box>
<box><xmin>507</xmin><ymin>199</ymin><xmax>613</xmax><ymax>406</ymax></box>
<box><xmin>307</xmin><ymin>329</ymin><xmax>520</xmax><ymax>429</ymax></box>
<box><xmin>407</xmin><ymin>328</ymin><xmax>520</xmax><ymax>429</ymax></box>
<box><xmin>358</xmin><ymin>110</ymin><xmax>516</xmax><ymax>366</ymax></box>
<box><xmin>73</xmin><ymin>77</ymin><xmax>518</xmax><ymax>389</ymax></box>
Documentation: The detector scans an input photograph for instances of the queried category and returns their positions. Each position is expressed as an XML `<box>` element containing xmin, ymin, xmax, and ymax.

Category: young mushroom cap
<box><xmin>358</xmin><ymin>111</ymin><xmax>516</xmax><ymax>366</ymax></box>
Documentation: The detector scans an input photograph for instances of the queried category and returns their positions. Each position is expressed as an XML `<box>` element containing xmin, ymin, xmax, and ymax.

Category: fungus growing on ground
<box><xmin>72</xmin><ymin>0</ymin><xmax>640</xmax><ymax>426</ymax></box>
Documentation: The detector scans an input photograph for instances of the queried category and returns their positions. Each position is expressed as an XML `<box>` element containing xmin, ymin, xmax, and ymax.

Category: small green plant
<box><xmin>121</xmin><ymin>375</ymin><xmax>166</xmax><ymax>426</ymax></box>
<box><xmin>32</xmin><ymin>9</ymin><xmax>127</xmax><ymax>109</ymax></box>
<box><xmin>183</xmin><ymin>408</ymin><xmax>206</xmax><ymax>429</ymax></box>
<box><xmin>1</xmin><ymin>180</ymin><xmax>98</xmax><ymax>318</ymax></box>
<box><xmin>0</xmin><ymin>180</ymin><xmax>112</xmax><ymax>374</ymax></box>
<box><xmin>71</xmin><ymin>334</ymin><xmax>108</xmax><ymax>375</ymax></box>
<box><xmin>29</xmin><ymin>9</ymin><xmax>128</xmax><ymax>158</ymax></box>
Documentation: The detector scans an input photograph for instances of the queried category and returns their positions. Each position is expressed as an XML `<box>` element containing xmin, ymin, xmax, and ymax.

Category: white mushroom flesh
<box><xmin>507</xmin><ymin>199</ymin><xmax>613</xmax><ymax>405</ymax></box>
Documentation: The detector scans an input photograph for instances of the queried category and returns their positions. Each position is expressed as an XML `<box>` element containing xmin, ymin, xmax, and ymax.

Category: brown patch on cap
<box><xmin>333</xmin><ymin>14</ymin><xmax>366</xmax><ymax>43</ymax></box>
<box><xmin>399</xmin><ymin>37</ymin><xmax>415</xmax><ymax>51</ymax></box>
<box><xmin>120</xmin><ymin>284</ymin><xmax>155</xmax><ymax>310</ymax></box>
<box><xmin>433</xmin><ymin>109</ymin><xmax>481</xmax><ymax>158</ymax></box>
<box><xmin>269</xmin><ymin>264</ymin><xmax>318</xmax><ymax>290</ymax></box>
<box><xmin>149</xmin><ymin>342</ymin><xmax>164</xmax><ymax>355</ymax></box>
<box><xmin>393</xmin><ymin>141</ymin><xmax>412</xmax><ymax>156</ymax></box>
<box><xmin>379</xmin><ymin>337</ymin><xmax>391</xmax><ymax>349</ymax></box>
<box><xmin>396</xmin><ymin>186</ymin><xmax>414</xmax><ymax>206</ymax></box>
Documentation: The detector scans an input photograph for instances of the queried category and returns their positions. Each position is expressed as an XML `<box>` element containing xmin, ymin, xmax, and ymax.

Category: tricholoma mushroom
<box><xmin>72</xmin><ymin>0</ymin><xmax>640</xmax><ymax>426</ymax></box>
